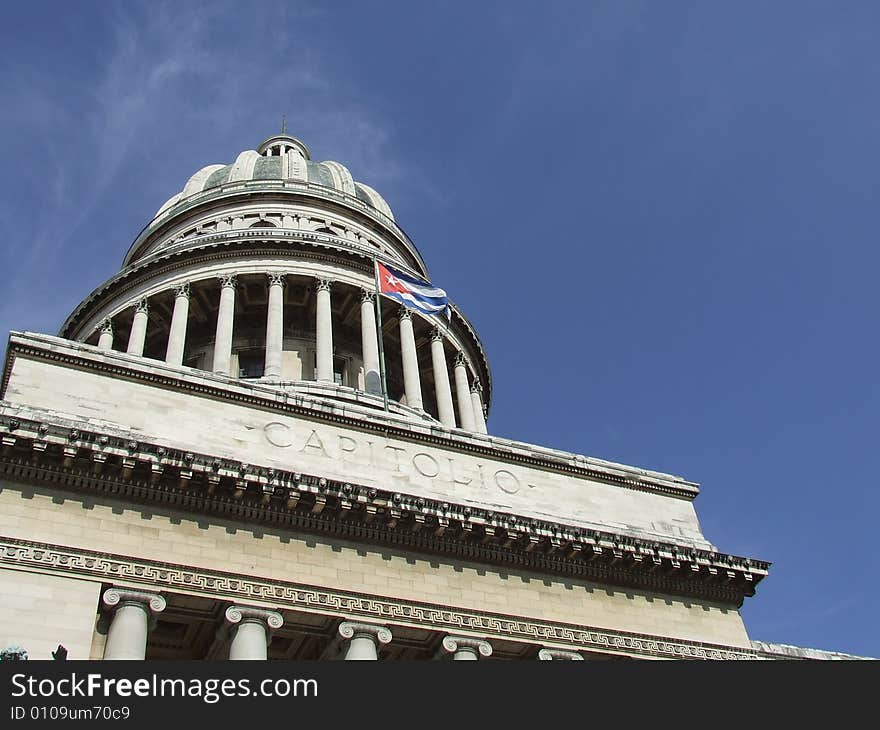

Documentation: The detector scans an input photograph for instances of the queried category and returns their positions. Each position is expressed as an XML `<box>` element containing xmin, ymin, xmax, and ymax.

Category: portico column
<box><xmin>315</xmin><ymin>278</ymin><xmax>334</xmax><ymax>382</ymax></box>
<box><xmin>453</xmin><ymin>353</ymin><xmax>476</xmax><ymax>431</ymax></box>
<box><xmin>225</xmin><ymin>605</ymin><xmax>284</xmax><ymax>660</ymax></box>
<box><xmin>538</xmin><ymin>648</ymin><xmax>584</xmax><ymax>661</ymax></box>
<box><xmin>441</xmin><ymin>635</ymin><xmax>493</xmax><ymax>661</ymax></box>
<box><xmin>165</xmin><ymin>282</ymin><xmax>190</xmax><ymax>366</ymax></box>
<box><xmin>398</xmin><ymin>308</ymin><xmax>423</xmax><ymax>409</ymax></box>
<box><xmin>338</xmin><ymin>621</ymin><xmax>392</xmax><ymax>660</ymax></box>
<box><xmin>360</xmin><ymin>290</ymin><xmax>381</xmax><ymax>395</ymax></box>
<box><xmin>101</xmin><ymin>588</ymin><xmax>166</xmax><ymax>660</ymax></box>
<box><xmin>126</xmin><ymin>299</ymin><xmax>149</xmax><ymax>356</ymax></box>
<box><xmin>264</xmin><ymin>273</ymin><xmax>286</xmax><ymax>379</ymax></box>
<box><xmin>431</xmin><ymin>328</ymin><xmax>456</xmax><ymax>428</ymax></box>
<box><xmin>470</xmin><ymin>379</ymin><xmax>487</xmax><ymax>434</ymax></box>
<box><xmin>97</xmin><ymin>318</ymin><xmax>114</xmax><ymax>351</ymax></box>
<box><xmin>212</xmin><ymin>274</ymin><xmax>237</xmax><ymax>375</ymax></box>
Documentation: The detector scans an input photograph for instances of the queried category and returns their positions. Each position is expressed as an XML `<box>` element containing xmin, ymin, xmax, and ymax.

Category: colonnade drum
<box><xmin>98</xmin><ymin>587</ymin><xmax>588</xmax><ymax>661</ymax></box>
<box><xmin>62</xmin><ymin>132</ymin><xmax>492</xmax><ymax>434</ymax></box>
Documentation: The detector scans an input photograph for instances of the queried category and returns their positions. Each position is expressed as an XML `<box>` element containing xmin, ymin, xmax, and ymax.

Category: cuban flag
<box><xmin>377</xmin><ymin>261</ymin><xmax>450</xmax><ymax>317</ymax></box>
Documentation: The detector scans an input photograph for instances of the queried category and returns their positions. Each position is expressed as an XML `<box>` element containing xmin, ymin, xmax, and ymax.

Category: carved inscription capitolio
<box><xmin>263</xmin><ymin>421</ymin><xmax>538</xmax><ymax>498</ymax></box>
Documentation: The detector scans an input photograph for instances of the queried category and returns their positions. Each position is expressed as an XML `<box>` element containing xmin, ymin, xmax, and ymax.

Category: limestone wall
<box><xmin>4</xmin><ymin>349</ymin><xmax>713</xmax><ymax>549</ymax></box>
<box><xmin>0</xmin><ymin>566</ymin><xmax>100</xmax><ymax>661</ymax></box>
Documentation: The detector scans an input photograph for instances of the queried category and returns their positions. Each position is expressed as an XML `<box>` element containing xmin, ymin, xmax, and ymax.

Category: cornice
<box><xmin>0</xmin><ymin>411</ymin><xmax>768</xmax><ymax>606</ymax></box>
<box><xmin>0</xmin><ymin>535</ymin><xmax>765</xmax><ymax>660</ymax></box>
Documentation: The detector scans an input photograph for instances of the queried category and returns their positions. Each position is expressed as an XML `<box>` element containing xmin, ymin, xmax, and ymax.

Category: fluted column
<box><xmin>441</xmin><ymin>635</ymin><xmax>493</xmax><ymax>661</ymax></box>
<box><xmin>126</xmin><ymin>299</ymin><xmax>149</xmax><ymax>356</ymax></box>
<box><xmin>338</xmin><ymin>621</ymin><xmax>392</xmax><ymax>660</ymax></box>
<box><xmin>212</xmin><ymin>274</ymin><xmax>237</xmax><ymax>375</ymax></box>
<box><xmin>101</xmin><ymin>588</ymin><xmax>166</xmax><ymax>660</ymax></box>
<box><xmin>315</xmin><ymin>278</ymin><xmax>334</xmax><ymax>382</ymax></box>
<box><xmin>398</xmin><ymin>308</ymin><xmax>423</xmax><ymax>409</ymax></box>
<box><xmin>225</xmin><ymin>605</ymin><xmax>284</xmax><ymax>660</ymax></box>
<box><xmin>165</xmin><ymin>282</ymin><xmax>190</xmax><ymax>366</ymax></box>
<box><xmin>264</xmin><ymin>273</ymin><xmax>286</xmax><ymax>379</ymax></box>
<box><xmin>470</xmin><ymin>379</ymin><xmax>487</xmax><ymax>434</ymax></box>
<box><xmin>453</xmin><ymin>353</ymin><xmax>476</xmax><ymax>431</ymax></box>
<box><xmin>431</xmin><ymin>328</ymin><xmax>455</xmax><ymax>428</ymax></box>
<box><xmin>97</xmin><ymin>318</ymin><xmax>114</xmax><ymax>351</ymax></box>
<box><xmin>360</xmin><ymin>290</ymin><xmax>381</xmax><ymax>395</ymax></box>
<box><xmin>538</xmin><ymin>648</ymin><xmax>584</xmax><ymax>661</ymax></box>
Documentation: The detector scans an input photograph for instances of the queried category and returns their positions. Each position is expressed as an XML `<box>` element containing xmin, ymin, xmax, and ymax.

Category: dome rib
<box><xmin>182</xmin><ymin>164</ymin><xmax>225</xmax><ymax>198</ymax></box>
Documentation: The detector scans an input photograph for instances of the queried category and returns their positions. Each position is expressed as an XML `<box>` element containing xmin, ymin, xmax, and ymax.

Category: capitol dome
<box><xmin>59</xmin><ymin>132</ymin><xmax>492</xmax><ymax>431</ymax></box>
<box><xmin>154</xmin><ymin>133</ymin><xmax>396</xmax><ymax>223</ymax></box>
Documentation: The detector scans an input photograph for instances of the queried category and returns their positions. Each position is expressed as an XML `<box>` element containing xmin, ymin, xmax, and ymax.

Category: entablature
<box><xmin>0</xmin><ymin>409</ymin><xmax>769</xmax><ymax>607</ymax></box>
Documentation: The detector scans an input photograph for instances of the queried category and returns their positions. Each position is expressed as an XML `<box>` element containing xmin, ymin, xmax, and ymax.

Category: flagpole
<box><xmin>373</xmin><ymin>259</ymin><xmax>390</xmax><ymax>412</ymax></box>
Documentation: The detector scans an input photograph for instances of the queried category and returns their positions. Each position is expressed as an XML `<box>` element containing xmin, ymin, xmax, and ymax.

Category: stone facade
<box><xmin>0</xmin><ymin>131</ymin><xmax>814</xmax><ymax>660</ymax></box>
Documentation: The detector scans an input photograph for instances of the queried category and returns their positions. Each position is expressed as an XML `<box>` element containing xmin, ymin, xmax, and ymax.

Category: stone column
<box><xmin>212</xmin><ymin>274</ymin><xmax>237</xmax><ymax>375</ymax></box>
<box><xmin>101</xmin><ymin>588</ymin><xmax>166</xmax><ymax>660</ymax></box>
<box><xmin>315</xmin><ymin>278</ymin><xmax>334</xmax><ymax>382</ymax></box>
<box><xmin>398</xmin><ymin>308</ymin><xmax>423</xmax><ymax>409</ymax></box>
<box><xmin>338</xmin><ymin>621</ymin><xmax>392</xmax><ymax>660</ymax></box>
<box><xmin>360</xmin><ymin>290</ymin><xmax>381</xmax><ymax>395</ymax></box>
<box><xmin>431</xmin><ymin>328</ymin><xmax>456</xmax><ymax>428</ymax></box>
<box><xmin>441</xmin><ymin>635</ymin><xmax>493</xmax><ymax>661</ymax></box>
<box><xmin>470</xmin><ymin>379</ymin><xmax>487</xmax><ymax>434</ymax></box>
<box><xmin>97</xmin><ymin>318</ymin><xmax>114</xmax><ymax>351</ymax></box>
<box><xmin>264</xmin><ymin>273</ymin><xmax>286</xmax><ymax>379</ymax></box>
<box><xmin>225</xmin><ymin>605</ymin><xmax>284</xmax><ymax>660</ymax></box>
<box><xmin>165</xmin><ymin>282</ymin><xmax>190</xmax><ymax>366</ymax></box>
<box><xmin>126</xmin><ymin>299</ymin><xmax>149</xmax><ymax>356</ymax></box>
<box><xmin>538</xmin><ymin>648</ymin><xmax>584</xmax><ymax>661</ymax></box>
<box><xmin>453</xmin><ymin>353</ymin><xmax>476</xmax><ymax>431</ymax></box>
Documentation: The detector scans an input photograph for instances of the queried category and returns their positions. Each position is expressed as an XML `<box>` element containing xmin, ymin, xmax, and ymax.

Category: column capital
<box><xmin>454</xmin><ymin>352</ymin><xmax>467</xmax><ymax>368</ymax></box>
<box><xmin>225</xmin><ymin>605</ymin><xmax>284</xmax><ymax>631</ymax></box>
<box><xmin>133</xmin><ymin>298</ymin><xmax>149</xmax><ymax>315</ymax></box>
<box><xmin>338</xmin><ymin>621</ymin><xmax>392</xmax><ymax>645</ymax></box>
<box><xmin>266</xmin><ymin>272</ymin><xmax>286</xmax><ymax>288</ymax></box>
<box><xmin>98</xmin><ymin>317</ymin><xmax>113</xmax><ymax>335</ymax></box>
<box><xmin>102</xmin><ymin>587</ymin><xmax>166</xmax><ymax>614</ymax></box>
<box><xmin>218</xmin><ymin>273</ymin><xmax>238</xmax><ymax>289</ymax></box>
<box><xmin>431</xmin><ymin>326</ymin><xmax>445</xmax><ymax>342</ymax></box>
<box><xmin>398</xmin><ymin>306</ymin><xmax>413</xmax><ymax>321</ymax></box>
<box><xmin>361</xmin><ymin>289</ymin><xmax>375</xmax><ymax>304</ymax></box>
<box><xmin>315</xmin><ymin>278</ymin><xmax>333</xmax><ymax>292</ymax></box>
<box><xmin>470</xmin><ymin>378</ymin><xmax>482</xmax><ymax>394</ymax></box>
<box><xmin>538</xmin><ymin>648</ymin><xmax>584</xmax><ymax>661</ymax></box>
<box><xmin>441</xmin><ymin>635</ymin><xmax>493</xmax><ymax>658</ymax></box>
<box><xmin>173</xmin><ymin>281</ymin><xmax>191</xmax><ymax>298</ymax></box>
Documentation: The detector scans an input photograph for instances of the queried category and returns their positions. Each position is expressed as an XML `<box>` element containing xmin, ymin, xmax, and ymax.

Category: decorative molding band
<box><xmin>0</xmin><ymin>536</ymin><xmax>763</xmax><ymax>660</ymax></box>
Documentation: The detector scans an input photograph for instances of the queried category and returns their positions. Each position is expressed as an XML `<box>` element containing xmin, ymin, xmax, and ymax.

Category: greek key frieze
<box><xmin>0</xmin><ymin>536</ymin><xmax>757</xmax><ymax>660</ymax></box>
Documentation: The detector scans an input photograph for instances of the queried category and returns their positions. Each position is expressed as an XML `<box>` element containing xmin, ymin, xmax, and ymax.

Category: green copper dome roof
<box><xmin>153</xmin><ymin>134</ymin><xmax>394</xmax><ymax>222</ymax></box>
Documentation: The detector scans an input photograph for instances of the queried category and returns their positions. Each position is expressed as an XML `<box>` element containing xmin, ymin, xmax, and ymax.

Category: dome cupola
<box><xmin>58</xmin><ymin>132</ymin><xmax>492</xmax><ymax>433</ymax></box>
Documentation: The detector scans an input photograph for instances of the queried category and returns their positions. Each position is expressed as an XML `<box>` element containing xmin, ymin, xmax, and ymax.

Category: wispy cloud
<box><xmin>0</xmin><ymin>0</ymin><xmax>418</xmax><ymax>341</ymax></box>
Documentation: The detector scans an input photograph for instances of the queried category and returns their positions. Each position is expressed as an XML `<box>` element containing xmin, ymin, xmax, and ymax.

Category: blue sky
<box><xmin>1</xmin><ymin>1</ymin><xmax>877</xmax><ymax>657</ymax></box>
